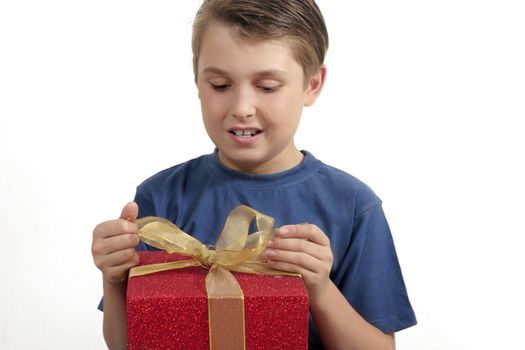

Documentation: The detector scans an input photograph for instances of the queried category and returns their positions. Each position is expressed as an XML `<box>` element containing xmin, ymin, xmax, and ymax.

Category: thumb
<box><xmin>120</xmin><ymin>201</ymin><xmax>139</xmax><ymax>222</ymax></box>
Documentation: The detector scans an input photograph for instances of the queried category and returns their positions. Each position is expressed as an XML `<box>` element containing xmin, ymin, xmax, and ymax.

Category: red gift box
<box><xmin>127</xmin><ymin>251</ymin><xmax>309</xmax><ymax>350</ymax></box>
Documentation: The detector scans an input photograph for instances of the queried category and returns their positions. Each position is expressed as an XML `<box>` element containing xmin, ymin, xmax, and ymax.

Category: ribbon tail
<box><xmin>206</xmin><ymin>265</ymin><xmax>246</xmax><ymax>350</ymax></box>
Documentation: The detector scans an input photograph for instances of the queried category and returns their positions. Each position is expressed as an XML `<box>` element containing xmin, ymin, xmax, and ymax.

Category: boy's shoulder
<box><xmin>137</xmin><ymin>153</ymin><xmax>209</xmax><ymax>189</ymax></box>
<box><xmin>315</xmin><ymin>158</ymin><xmax>382</xmax><ymax>211</ymax></box>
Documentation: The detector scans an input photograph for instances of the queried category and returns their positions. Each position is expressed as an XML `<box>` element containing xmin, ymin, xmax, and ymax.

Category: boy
<box><xmin>92</xmin><ymin>1</ymin><xmax>417</xmax><ymax>349</ymax></box>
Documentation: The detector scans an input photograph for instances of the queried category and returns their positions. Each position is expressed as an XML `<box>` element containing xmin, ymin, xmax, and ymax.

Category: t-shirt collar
<box><xmin>205</xmin><ymin>149</ymin><xmax>320</xmax><ymax>189</ymax></box>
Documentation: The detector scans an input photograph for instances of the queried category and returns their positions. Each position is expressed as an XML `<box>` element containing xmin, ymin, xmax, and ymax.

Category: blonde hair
<box><xmin>192</xmin><ymin>0</ymin><xmax>329</xmax><ymax>83</ymax></box>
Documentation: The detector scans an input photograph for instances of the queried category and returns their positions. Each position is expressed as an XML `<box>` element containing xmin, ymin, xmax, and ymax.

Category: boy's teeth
<box><xmin>233</xmin><ymin>129</ymin><xmax>256</xmax><ymax>136</ymax></box>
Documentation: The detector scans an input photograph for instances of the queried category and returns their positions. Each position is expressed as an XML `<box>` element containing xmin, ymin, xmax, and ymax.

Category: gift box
<box><xmin>127</xmin><ymin>251</ymin><xmax>309</xmax><ymax>350</ymax></box>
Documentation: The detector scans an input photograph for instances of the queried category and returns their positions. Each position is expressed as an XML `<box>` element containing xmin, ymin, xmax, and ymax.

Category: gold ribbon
<box><xmin>129</xmin><ymin>205</ymin><xmax>296</xmax><ymax>350</ymax></box>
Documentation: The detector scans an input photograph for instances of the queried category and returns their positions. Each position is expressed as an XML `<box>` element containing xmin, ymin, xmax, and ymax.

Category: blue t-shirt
<box><xmin>131</xmin><ymin>150</ymin><xmax>417</xmax><ymax>348</ymax></box>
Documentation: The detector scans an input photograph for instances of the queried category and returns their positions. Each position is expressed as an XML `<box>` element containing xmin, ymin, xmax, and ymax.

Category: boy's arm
<box><xmin>101</xmin><ymin>280</ymin><xmax>128</xmax><ymax>350</ymax></box>
<box><xmin>92</xmin><ymin>202</ymin><xmax>140</xmax><ymax>350</ymax></box>
<box><xmin>264</xmin><ymin>224</ymin><xmax>395</xmax><ymax>350</ymax></box>
<box><xmin>310</xmin><ymin>279</ymin><xmax>395</xmax><ymax>350</ymax></box>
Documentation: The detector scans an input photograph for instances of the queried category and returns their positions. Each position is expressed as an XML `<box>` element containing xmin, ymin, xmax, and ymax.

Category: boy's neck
<box><xmin>217</xmin><ymin>148</ymin><xmax>304</xmax><ymax>175</ymax></box>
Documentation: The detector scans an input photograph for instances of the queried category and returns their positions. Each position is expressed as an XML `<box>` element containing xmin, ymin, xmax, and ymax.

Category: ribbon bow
<box><xmin>129</xmin><ymin>205</ymin><xmax>296</xmax><ymax>350</ymax></box>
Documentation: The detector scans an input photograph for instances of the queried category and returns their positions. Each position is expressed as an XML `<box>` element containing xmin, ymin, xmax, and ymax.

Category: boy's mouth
<box><xmin>229</xmin><ymin>128</ymin><xmax>262</xmax><ymax>137</ymax></box>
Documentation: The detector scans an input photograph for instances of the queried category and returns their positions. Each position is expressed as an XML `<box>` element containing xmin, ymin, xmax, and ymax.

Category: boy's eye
<box><xmin>258</xmin><ymin>85</ymin><xmax>280</xmax><ymax>93</ymax></box>
<box><xmin>210</xmin><ymin>83</ymin><xmax>230</xmax><ymax>91</ymax></box>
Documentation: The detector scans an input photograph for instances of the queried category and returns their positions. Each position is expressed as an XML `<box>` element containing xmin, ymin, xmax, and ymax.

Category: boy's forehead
<box><xmin>201</xmin><ymin>22</ymin><xmax>293</xmax><ymax>53</ymax></box>
<box><xmin>204</xmin><ymin>21</ymin><xmax>271</xmax><ymax>39</ymax></box>
<box><xmin>198</xmin><ymin>23</ymin><xmax>301</xmax><ymax>75</ymax></box>
<box><xmin>202</xmin><ymin>66</ymin><xmax>290</xmax><ymax>80</ymax></box>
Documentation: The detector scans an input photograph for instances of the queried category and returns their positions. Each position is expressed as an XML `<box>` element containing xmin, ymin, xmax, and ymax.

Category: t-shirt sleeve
<box><xmin>335</xmin><ymin>202</ymin><xmax>417</xmax><ymax>333</ymax></box>
<box><xmin>134</xmin><ymin>184</ymin><xmax>156</xmax><ymax>219</ymax></box>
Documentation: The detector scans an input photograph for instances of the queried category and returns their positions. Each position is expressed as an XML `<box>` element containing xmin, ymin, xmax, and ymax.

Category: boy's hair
<box><xmin>192</xmin><ymin>0</ymin><xmax>329</xmax><ymax>84</ymax></box>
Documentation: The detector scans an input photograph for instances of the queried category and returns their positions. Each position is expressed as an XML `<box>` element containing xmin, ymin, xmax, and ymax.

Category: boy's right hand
<box><xmin>92</xmin><ymin>202</ymin><xmax>141</xmax><ymax>284</ymax></box>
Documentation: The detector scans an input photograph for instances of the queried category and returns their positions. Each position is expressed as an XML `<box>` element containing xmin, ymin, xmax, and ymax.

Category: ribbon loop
<box><xmin>132</xmin><ymin>205</ymin><xmax>278</xmax><ymax>271</ymax></box>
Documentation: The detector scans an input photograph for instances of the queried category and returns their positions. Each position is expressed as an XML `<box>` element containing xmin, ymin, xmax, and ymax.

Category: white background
<box><xmin>1</xmin><ymin>1</ymin><xmax>524</xmax><ymax>349</ymax></box>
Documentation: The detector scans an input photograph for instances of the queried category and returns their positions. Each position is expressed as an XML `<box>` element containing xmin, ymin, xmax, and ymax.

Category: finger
<box><xmin>92</xmin><ymin>233</ymin><xmax>139</xmax><ymax>256</ymax></box>
<box><xmin>96</xmin><ymin>248</ymin><xmax>139</xmax><ymax>272</ymax></box>
<box><xmin>264</xmin><ymin>248</ymin><xmax>320</xmax><ymax>273</ymax></box>
<box><xmin>103</xmin><ymin>254</ymin><xmax>141</xmax><ymax>283</ymax></box>
<box><xmin>106</xmin><ymin>248</ymin><xmax>139</xmax><ymax>268</ymax></box>
<box><xmin>276</xmin><ymin>224</ymin><xmax>329</xmax><ymax>246</ymax></box>
<box><xmin>93</xmin><ymin>219</ymin><xmax>139</xmax><ymax>239</ymax></box>
<box><xmin>267</xmin><ymin>237</ymin><xmax>330</xmax><ymax>261</ymax></box>
<box><xmin>120</xmin><ymin>201</ymin><xmax>139</xmax><ymax>222</ymax></box>
<box><xmin>266</xmin><ymin>259</ymin><xmax>314</xmax><ymax>280</ymax></box>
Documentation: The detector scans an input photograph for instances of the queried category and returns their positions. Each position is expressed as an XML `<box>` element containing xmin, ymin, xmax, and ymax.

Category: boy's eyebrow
<box><xmin>202</xmin><ymin>67</ymin><xmax>228</xmax><ymax>75</ymax></box>
<box><xmin>202</xmin><ymin>66</ymin><xmax>289</xmax><ymax>78</ymax></box>
<box><xmin>256</xmin><ymin>69</ymin><xmax>289</xmax><ymax>79</ymax></box>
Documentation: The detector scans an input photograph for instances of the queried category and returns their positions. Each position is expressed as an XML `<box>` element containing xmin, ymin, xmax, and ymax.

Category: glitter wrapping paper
<box><xmin>127</xmin><ymin>251</ymin><xmax>309</xmax><ymax>350</ymax></box>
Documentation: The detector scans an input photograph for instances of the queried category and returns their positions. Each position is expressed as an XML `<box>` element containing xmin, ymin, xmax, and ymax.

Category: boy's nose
<box><xmin>230</xmin><ymin>87</ymin><xmax>256</xmax><ymax>120</ymax></box>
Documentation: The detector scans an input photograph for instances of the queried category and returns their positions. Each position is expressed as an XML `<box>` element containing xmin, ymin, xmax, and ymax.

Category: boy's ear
<box><xmin>304</xmin><ymin>65</ymin><xmax>327</xmax><ymax>106</ymax></box>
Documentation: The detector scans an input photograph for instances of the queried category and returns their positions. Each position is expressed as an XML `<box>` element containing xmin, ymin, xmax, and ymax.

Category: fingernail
<box><xmin>266</xmin><ymin>239</ymin><xmax>274</xmax><ymax>247</ymax></box>
<box><xmin>265</xmin><ymin>249</ymin><xmax>275</xmax><ymax>257</ymax></box>
<box><xmin>279</xmin><ymin>228</ymin><xmax>289</xmax><ymax>236</ymax></box>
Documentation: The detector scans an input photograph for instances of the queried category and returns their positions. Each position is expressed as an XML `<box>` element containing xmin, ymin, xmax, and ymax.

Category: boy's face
<box><xmin>196</xmin><ymin>22</ymin><xmax>324</xmax><ymax>174</ymax></box>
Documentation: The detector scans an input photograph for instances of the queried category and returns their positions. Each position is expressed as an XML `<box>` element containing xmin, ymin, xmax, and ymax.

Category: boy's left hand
<box><xmin>263</xmin><ymin>224</ymin><xmax>333</xmax><ymax>302</ymax></box>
